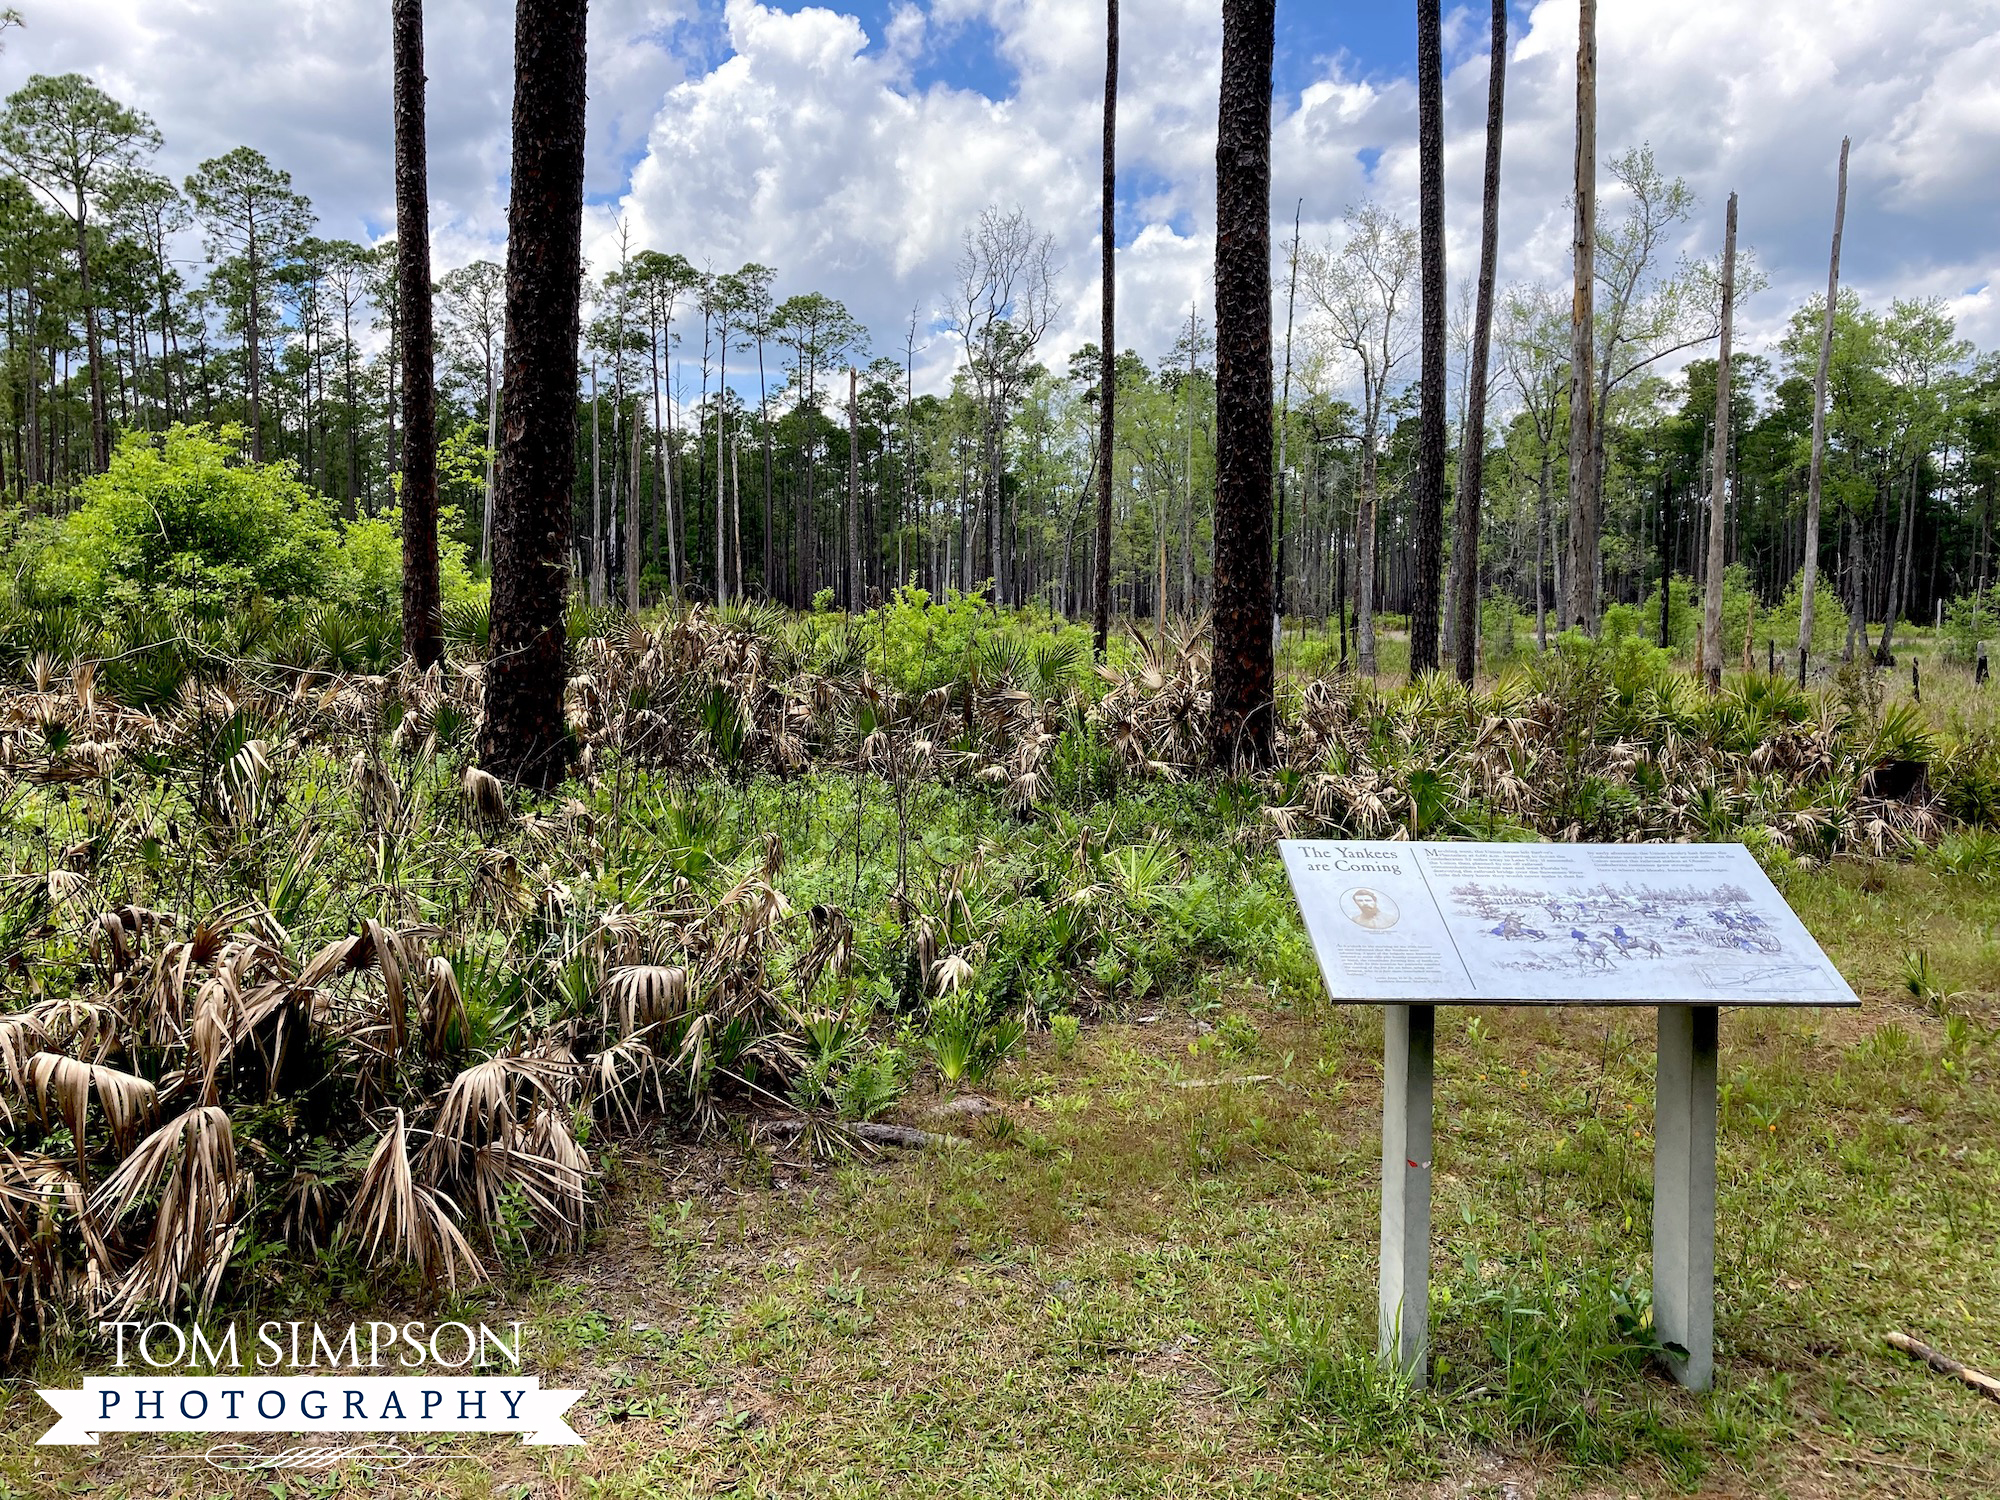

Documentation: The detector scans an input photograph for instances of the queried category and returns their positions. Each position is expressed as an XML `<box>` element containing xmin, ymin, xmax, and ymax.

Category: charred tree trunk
<box><xmin>394</xmin><ymin>0</ymin><xmax>444</xmax><ymax>669</ymax></box>
<box><xmin>74</xmin><ymin>210</ymin><xmax>109</xmax><ymax>472</ymax></box>
<box><xmin>1449</xmin><ymin>0</ymin><xmax>1506</xmax><ymax>684</ymax></box>
<box><xmin>1208</xmin><ymin>0</ymin><xmax>1275</xmax><ymax>768</ymax></box>
<box><xmin>1093</xmin><ymin>0</ymin><xmax>1118</xmax><ymax>657</ymax></box>
<box><xmin>1276</xmin><ymin>200</ymin><xmax>1301</xmax><ymax>624</ymax></box>
<box><xmin>478</xmin><ymin>0</ymin><xmax>588</xmax><ymax>788</ymax></box>
<box><xmin>1408</xmin><ymin>0</ymin><xmax>1448</xmax><ymax>678</ymax></box>
<box><xmin>847</xmin><ymin>367</ymin><xmax>863</xmax><ymax>610</ymax></box>
<box><xmin>1877</xmin><ymin>462</ymin><xmax>1917</xmax><ymax>664</ymax></box>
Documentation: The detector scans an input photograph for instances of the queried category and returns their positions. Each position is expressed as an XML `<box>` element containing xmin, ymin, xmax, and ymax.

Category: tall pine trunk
<box><xmin>478</xmin><ymin>0</ymin><xmax>588</xmax><ymax>788</ymax></box>
<box><xmin>1275</xmin><ymin>201</ymin><xmax>1300</xmax><ymax>623</ymax></box>
<box><xmin>1798</xmin><ymin>136</ymin><xmax>1849</xmax><ymax>681</ymax></box>
<box><xmin>73</xmin><ymin>209</ymin><xmax>109</xmax><ymax>471</ymax></box>
<box><xmin>1699</xmin><ymin>192</ymin><xmax>1737</xmax><ymax>690</ymax></box>
<box><xmin>590</xmin><ymin>360</ymin><xmax>603</xmax><ymax>605</ymax></box>
<box><xmin>1207</xmin><ymin>0</ymin><xmax>1275</xmax><ymax>768</ymax></box>
<box><xmin>1449</xmin><ymin>0</ymin><xmax>1506</xmax><ymax>684</ymax></box>
<box><xmin>394</xmin><ymin>0</ymin><xmax>443</xmax><ymax>669</ymax></box>
<box><xmin>1562</xmin><ymin>0</ymin><xmax>1598</xmax><ymax>633</ymax></box>
<box><xmin>629</xmin><ymin>402</ymin><xmax>642</xmax><ymax>612</ymax></box>
<box><xmin>847</xmin><ymin>367</ymin><xmax>863</xmax><ymax>610</ymax></box>
<box><xmin>1408</xmin><ymin>0</ymin><xmax>1448</xmax><ymax>678</ymax></box>
<box><xmin>1876</xmin><ymin>462</ymin><xmax>1917</xmax><ymax>664</ymax></box>
<box><xmin>1093</xmin><ymin>0</ymin><xmax>1117</xmax><ymax>657</ymax></box>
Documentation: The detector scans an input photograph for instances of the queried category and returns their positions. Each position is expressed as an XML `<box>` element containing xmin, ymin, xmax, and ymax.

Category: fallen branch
<box><xmin>1165</xmin><ymin>1074</ymin><xmax>1277</xmax><ymax>1090</ymax></box>
<box><xmin>759</xmin><ymin>1118</ymin><xmax>964</xmax><ymax>1151</ymax></box>
<box><xmin>1886</xmin><ymin>1331</ymin><xmax>2000</xmax><ymax>1403</ymax></box>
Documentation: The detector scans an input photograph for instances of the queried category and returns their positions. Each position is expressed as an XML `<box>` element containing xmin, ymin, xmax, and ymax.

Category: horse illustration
<box><xmin>1605</xmin><ymin>924</ymin><xmax>1664</xmax><ymax>959</ymax></box>
<box><xmin>1488</xmin><ymin>911</ymin><xmax>1547</xmax><ymax>941</ymax></box>
<box><xmin>1569</xmin><ymin>928</ymin><xmax>1616</xmax><ymax>971</ymax></box>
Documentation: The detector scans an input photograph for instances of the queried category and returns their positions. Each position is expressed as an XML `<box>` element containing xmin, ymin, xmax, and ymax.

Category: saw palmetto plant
<box><xmin>0</xmin><ymin>596</ymin><xmax>1985</xmax><ymax>1348</ymax></box>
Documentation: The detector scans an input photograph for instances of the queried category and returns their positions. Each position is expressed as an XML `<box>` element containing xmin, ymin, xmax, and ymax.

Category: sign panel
<box><xmin>1279</xmin><ymin>840</ymin><xmax>1856</xmax><ymax>1007</ymax></box>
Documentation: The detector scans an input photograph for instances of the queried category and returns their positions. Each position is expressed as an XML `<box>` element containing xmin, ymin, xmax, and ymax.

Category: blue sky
<box><xmin>5</xmin><ymin>0</ymin><xmax>1998</xmax><ymax>398</ymax></box>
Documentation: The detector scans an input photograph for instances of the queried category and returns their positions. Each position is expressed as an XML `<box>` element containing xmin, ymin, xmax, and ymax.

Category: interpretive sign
<box><xmin>1279</xmin><ymin>840</ymin><xmax>1856</xmax><ymax>1007</ymax></box>
<box><xmin>1277</xmin><ymin>839</ymin><xmax>1858</xmax><ymax>1396</ymax></box>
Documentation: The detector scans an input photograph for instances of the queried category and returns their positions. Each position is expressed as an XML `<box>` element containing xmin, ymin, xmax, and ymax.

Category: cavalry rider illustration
<box><xmin>1604</xmin><ymin>923</ymin><xmax>1664</xmax><ymax>958</ymax></box>
<box><xmin>1569</xmin><ymin>928</ymin><xmax>1615</xmax><ymax>971</ymax></box>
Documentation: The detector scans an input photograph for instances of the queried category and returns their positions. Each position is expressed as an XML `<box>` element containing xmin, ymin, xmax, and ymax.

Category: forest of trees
<box><xmin>0</xmin><ymin>65</ymin><xmax>1996</xmax><ymax>676</ymax></box>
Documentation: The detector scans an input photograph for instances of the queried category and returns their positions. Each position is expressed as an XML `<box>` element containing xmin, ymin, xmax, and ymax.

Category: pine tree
<box><xmin>477</xmin><ymin>0</ymin><xmax>589</xmax><ymax>788</ymax></box>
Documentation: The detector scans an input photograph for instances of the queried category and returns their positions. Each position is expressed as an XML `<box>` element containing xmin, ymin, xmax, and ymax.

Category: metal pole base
<box><xmin>1379</xmin><ymin>1003</ymin><xmax>1435</xmax><ymax>1386</ymax></box>
<box><xmin>1654</xmin><ymin>1004</ymin><xmax>1718</xmax><ymax>1390</ymax></box>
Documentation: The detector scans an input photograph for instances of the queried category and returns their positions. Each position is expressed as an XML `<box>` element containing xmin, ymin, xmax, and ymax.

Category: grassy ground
<box><xmin>5</xmin><ymin>855</ymin><xmax>1997</xmax><ymax>1500</ymax></box>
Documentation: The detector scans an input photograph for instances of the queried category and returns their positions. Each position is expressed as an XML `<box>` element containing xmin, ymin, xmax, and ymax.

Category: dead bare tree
<box><xmin>1304</xmin><ymin>205</ymin><xmax>1418</xmax><ymax>677</ymax></box>
<box><xmin>1563</xmin><ymin>0</ymin><xmax>1599</xmax><ymax>633</ymax></box>
<box><xmin>1699</xmin><ymin>193</ymin><xmax>1738</xmax><ymax>689</ymax></box>
<box><xmin>948</xmin><ymin>206</ymin><xmax>1059</xmax><ymax>605</ymax></box>
<box><xmin>1799</xmin><ymin>137</ymin><xmax>1850</xmax><ymax>683</ymax></box>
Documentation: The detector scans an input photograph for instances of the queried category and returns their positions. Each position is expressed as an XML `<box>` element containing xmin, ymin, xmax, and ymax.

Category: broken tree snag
<box><xmin>1886</xmin><ymin>1331</ymin><xmax>2000</xmax><ymax>1403</ymax></box>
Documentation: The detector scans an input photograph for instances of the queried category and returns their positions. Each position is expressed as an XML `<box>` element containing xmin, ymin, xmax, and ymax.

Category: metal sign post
<box><xmin>1280</xmin><ymin>840</ymin><xmax>1857</xmax><ymax>1393</ymax></box>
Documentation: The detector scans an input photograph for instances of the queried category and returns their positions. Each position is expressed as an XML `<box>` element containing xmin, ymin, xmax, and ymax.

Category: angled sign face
<box><xmin>1279</xmin><ymin>840</ymin><xmax>1857</xmax><ymax>1007</ymax></box>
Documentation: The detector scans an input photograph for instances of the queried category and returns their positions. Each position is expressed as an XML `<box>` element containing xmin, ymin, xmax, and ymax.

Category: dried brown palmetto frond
<box><xmin>0</xmin><ymin>1147</ymin><xmax>112</xmax><ymax>1349</ymax></box>
<box><xmin>24</xmin><ymin>1054</ymin><xmax>157</xmax><ymax>1173</ymax></box>
<box><xmin>301</xmin><ymin>919</ymin><xmax>435</xmax><ymax>1062</ymax></box>
<box><xmin>0</xmin><ymin>1011</ymin><xmax>46</xmax><ymax>1125</ymax></box>
<box><xmin>22</xmin><ymin>996</ymin><xmax>123</xmax><ymax>1063</ymax></box>
<box><xmin>91</xmin><ymin>1104</ymin><xmax>241</xmax><ymax>1317</ymax></box>
<box><xmin>44</xmin><ymin>867</ymin><xmax>94</xmax><ymax>922</ymax></box>
<box><xmin>470</xmin><ymin>847</ymin><xmax>532</xmax><ymax>925</ymax></box>
<box><xmin>349</xmin><ymin>750</ymin><xmax>404</xmax><ymax>826</ymax></box>
<box><xmin>89</xmin><ymin>904</ymin><xmax>173</xmax><ymax>982</ymax></box>
<box><xmin>219</xmin><ymin>739</ymin><xmax>272</xmax><ymax>825</ymax></box>
<box><xmin>344</xmin><ymin>1110</ymin><xmax>484</xmax><ymax>1290</ymax></box>
<box><xmin>585</xmin><ymin>904</ymin><xmax>647</xmax><ymax>966</ymax></box>
<box><xmin>462</xmin><ymin>765</ymin><xmax>509</xmax><ymax>827</ymax></box>
<box><xmin>135</xmin><ymin>906</ymin><xmax>268</xmax><ymax>1046</ymax></box>
<box><xmin>420</xmin><ymin>1053</ymin><xmax>576</xmax><ymax>1185</ymax></box>
<box><xmin>585</xmin><ymin>1034</ymin><xmax>671</xmax><ymax>1128</ymax></box>
<box><xmin>466</xmin><ymin>1110</ymin><xmax>591</xmax><ymax>1251</ymax></box>
<box><xmin>602</xmin><ymin>965</ymin><xmax>690</xmax><ymax>1038</ymax></box>
<box><xmin>793</xmin><ymin>904</ymin><xmax>852</xmax><ymax>1003</ymax></box>
<box><xmin>419</xmin><ymin>955</ymin><xmax>469</xmax><ymax>1060</ymax></box>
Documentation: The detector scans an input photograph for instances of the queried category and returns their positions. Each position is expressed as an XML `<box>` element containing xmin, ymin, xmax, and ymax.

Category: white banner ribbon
<box><xmin>37</xmin><ymin>1377</ymin><xmax>584</xmax><ymax>1446</ymax></box>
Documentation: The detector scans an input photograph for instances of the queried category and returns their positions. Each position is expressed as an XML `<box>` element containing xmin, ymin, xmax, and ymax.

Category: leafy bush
<box><xmin>1613</xmin><ymin>567</ymin><xmax>1845</xmax><ymax>666</ymax></box>
<box><xmin>22</xmin><ymin>424</ymin><xmax>345</xmax><ymax>618</ymax></box>
<box><xmin>924</xmin><ymin>991</ymin><xmax>1024</xmax><ymax>1088</ymax></box>
<box><xmin>340</xmin><ymin>506</ymin><xmax>487</xmax><ymax>615</ymax></box>
<box><xmin>1941</xmin><ymin>585</ymin><xmax>2000</xmax><ymax>664</ymax></box>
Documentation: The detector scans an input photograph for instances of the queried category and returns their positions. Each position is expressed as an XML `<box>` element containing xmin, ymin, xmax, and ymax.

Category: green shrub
<box><xmin>24</xmin><ymin>424</ymin><xmax>345</xmax><ymax>617</ymax></box>
<box><xmin>339</xmin><ymin>506</ymin><xmax>487</xmax><ymax>615</ymax></box>
<box><xmin>1619</xmin><ymin>568</ymin><xmax>1846</xmax><ymax>666</ymax></box>
<box><xmin>1941</xmin><ymin>585</ymin><xmax>2000</xmax><ymax>664</ymax></box>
